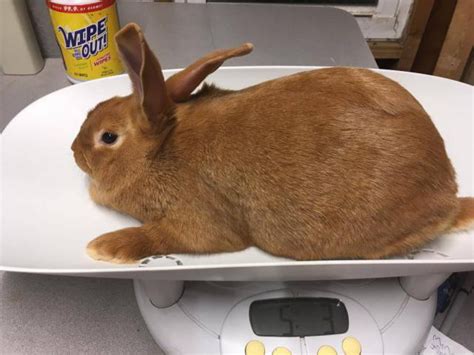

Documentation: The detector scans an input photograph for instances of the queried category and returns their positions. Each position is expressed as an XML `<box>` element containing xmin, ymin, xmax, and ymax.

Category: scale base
<box><xmin>134</xmin><ymin>278</ymin><xmax>437</xmax><ymax>355</ymax></box>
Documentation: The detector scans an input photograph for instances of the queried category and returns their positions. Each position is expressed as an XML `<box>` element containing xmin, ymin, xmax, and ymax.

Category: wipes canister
<box><xmin>47</xmin><ymin>0</ymin><xmax>123</xmax><ymax>83</ymax></box>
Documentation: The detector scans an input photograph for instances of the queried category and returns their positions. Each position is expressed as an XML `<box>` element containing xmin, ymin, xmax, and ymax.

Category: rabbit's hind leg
<box><xmin>360</xmin><ymin>219</ymin><xmax>454</xmax><ymax>260</ymax></box>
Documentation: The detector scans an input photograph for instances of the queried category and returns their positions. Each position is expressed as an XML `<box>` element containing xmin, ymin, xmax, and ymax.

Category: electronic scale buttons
<box><xmin>245</xmin><ymin>336</ymin><xmax>362</xmax><ymax>355</ymax></box>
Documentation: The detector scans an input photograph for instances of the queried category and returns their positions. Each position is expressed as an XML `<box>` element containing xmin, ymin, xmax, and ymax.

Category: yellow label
<box><xmin>48</xmin><ymin>1</ymin><xmax>124</xmax><ymax>81</ymax></box>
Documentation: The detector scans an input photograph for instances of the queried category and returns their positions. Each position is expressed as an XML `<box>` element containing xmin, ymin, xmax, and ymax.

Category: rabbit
<box><xmin>71</xmin><ymin>23</ymin><xmax>474</xmax><ymax>264</ymax></box>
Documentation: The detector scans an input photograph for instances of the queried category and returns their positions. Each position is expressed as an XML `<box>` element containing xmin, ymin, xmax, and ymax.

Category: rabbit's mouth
<box><xmin>74</xmin><ymin>150</ymin><xmax>93</xmax><ymax>176</ymax></box>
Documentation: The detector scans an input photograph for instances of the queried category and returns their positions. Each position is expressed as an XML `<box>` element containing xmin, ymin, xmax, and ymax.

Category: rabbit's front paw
<box><xmin>86</xmin><ymin>227</ymin><xmax>156</xmax><ymax>264</ymax></box>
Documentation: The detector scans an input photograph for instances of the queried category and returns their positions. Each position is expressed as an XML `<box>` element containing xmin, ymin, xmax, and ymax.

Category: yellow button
<box><xmin>342</xmin><ymin>337</ymin><xmax>361</xmax><ymax>355</ymax></box>
<box><xmin>245</xmin><ymin>340</ymin><xmax>265</xmax><ymax>355</ymax></box>
<box><xmin>318</xmin><ymin>345</ymin><xmax>338</xmax><ymax>355</ymax></box>
<box><xmin>272</xmin><ymin>347</ymin><xmax>292</xmax><ymax>355</ymax></box>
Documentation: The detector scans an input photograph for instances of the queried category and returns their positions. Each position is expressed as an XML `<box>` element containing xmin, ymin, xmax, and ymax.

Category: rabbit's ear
<box><xmin>115</xmin><ymin>23</ymin><xmax>172</xmax><ymax>126</ymax></box>
<box><xmin>166</xmin><ymin>43</ymin><xmax>253</xmax><ymax>103</ymax></box>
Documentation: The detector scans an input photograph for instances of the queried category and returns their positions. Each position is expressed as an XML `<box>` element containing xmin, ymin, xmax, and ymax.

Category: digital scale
<box><xmin>135</xmin><ymin>257</ymin><xmax>436</xmax><ymax>355</ymax></box>
<box><xmin>1</xmin><ymin>67</ymin><xmax>473</xmax><ymax>355</ymax></box>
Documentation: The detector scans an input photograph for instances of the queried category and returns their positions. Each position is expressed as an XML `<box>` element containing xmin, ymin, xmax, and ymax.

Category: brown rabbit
<box><xmin>72</xmin><ymin>23</ymin><xmax>474</xmax><ymax>264</ymax></box>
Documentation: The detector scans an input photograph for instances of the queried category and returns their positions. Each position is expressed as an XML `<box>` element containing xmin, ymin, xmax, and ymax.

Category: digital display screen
<box><xmin>249</xmin><ymin>298</ymin><xmax>349</xmax><ymax>337</ymax></box>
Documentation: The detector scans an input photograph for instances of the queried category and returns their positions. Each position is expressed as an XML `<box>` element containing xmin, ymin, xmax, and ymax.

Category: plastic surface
<box><xmin>1</xmin><ymin>66</ymin><xmax>473</xmax><ymax>280</ymax></box>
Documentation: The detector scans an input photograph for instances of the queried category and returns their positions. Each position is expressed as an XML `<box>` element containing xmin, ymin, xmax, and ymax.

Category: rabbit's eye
<box><xmin>101</xmin><ymin>132</ymin><xmax>118</xmax><ymax>145</ymax></box>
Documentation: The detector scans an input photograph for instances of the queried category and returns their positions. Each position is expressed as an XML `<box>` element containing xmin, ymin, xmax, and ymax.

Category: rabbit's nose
<box><xmin>71</xmin><ymin>137</ymin><xmax>81</xmax><ymax>152</ymax></box>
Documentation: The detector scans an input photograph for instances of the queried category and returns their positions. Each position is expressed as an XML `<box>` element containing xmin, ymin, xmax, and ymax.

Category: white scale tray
<box><xmin>1</xmin><ymin>67</ymin><xmax>473</xmax><ymax>280</ymax></box>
